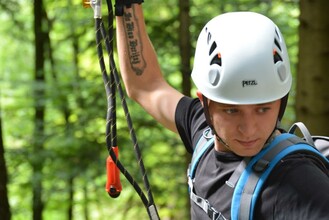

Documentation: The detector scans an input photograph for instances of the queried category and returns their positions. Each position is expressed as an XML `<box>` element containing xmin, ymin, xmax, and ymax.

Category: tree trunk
<box><xmin>32</xmin><ymin>0</ymin><xmax>46</xmax><ymax>219</ymax></box>
<box><xmin>83</xmin><ymin>185</ymin><xmax>90</xmax><ymax>220</ymax></box>
<box><xmin>296</xmin><ymin>0</ymin><xmax>329</xmax><ymax>135</ymax></box>
<box><xmin>179</xmin><ymin>0</ymin><xmax>192</xmax><ymax>97</ymax></box>
<box><xmin>0</xmin><ymin>101</ymin><xmax>11</xmax><ymax>220</ymax></box>
<box><xmin>179</xmin><ymin>0</ymin><xmax>192</xmax><ymax>219</ymax></box>
<box><xmin>68</xmin><ymin>176</ymin><xmax>74</xmax><ymax>220</ymax></box>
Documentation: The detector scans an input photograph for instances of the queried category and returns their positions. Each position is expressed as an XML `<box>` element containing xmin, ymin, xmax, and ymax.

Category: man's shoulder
<box><xmin>175</xmin><ymin>96</ymin><xmax>207</xmax><ymax>154</ymax></box>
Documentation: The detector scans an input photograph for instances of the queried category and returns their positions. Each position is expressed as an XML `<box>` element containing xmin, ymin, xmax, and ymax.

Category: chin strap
<box><xmin>202</xmin><ymin>95</ymin><xmax>231</xmax><ymax>150</ymax></box>
<box><xmin>215</xmin><ymin>135</ymin><xmax>231</xmax><ymax>150</ymax></box>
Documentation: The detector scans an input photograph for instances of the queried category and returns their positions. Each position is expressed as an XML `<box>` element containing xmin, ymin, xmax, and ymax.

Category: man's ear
<box><xmin>196</xmin><ymin>91</ymin><xmax>204</xmax><ymax>106</ymax></box>
<box><xmin>196</xmin><ymin>90</ymin><xmax>203</xmax><ymax>103</ymax></box>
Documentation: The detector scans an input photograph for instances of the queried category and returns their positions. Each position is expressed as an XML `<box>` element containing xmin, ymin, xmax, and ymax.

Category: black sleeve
<box><xmin>175</xmin><ymin>96</ymin><xmax>208</xmax><ymax>154</ymax></box>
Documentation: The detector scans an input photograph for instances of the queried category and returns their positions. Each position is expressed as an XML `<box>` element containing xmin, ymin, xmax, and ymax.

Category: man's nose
<box><xmin>238</xmin><ymin>113</ymin><xmax>257</xmax><ymax>137</ymax></box>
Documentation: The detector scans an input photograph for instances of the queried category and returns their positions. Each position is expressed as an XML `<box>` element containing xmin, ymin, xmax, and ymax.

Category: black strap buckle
<box><xmin>206</xmin><ymin>200</ymin><xmax>227</xmax><ymax>220</ymax></box>
<box><xmin>208</xmin><ymin>205</ymin><xmax>219</xmax><ymax>220</ymax></box>
<box><xmin>115</xmin><ymin>0</ymin><xmax>144</xmax><ymax>16</ymax></box>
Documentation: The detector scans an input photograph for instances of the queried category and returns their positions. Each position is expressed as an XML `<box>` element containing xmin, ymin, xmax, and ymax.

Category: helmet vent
<box><xmin>274</xmin><ymin>28</ymin><xmax>282</xmax><ymax>50</ymax></box>
<box><xmin>273</xmin><ymin>49</ymin><xmax>282</xmax><ymax>63</ymax></box>
<box><xmin>209</xmin><ymin>42</ymin><xmax>217</xmax><ymax>55</ymax></box>
<box><xmin>274</xmin><ymin>38</ymin><xmax>282</xmax><ymax>51</ymax></box>
<box><xmin>210</xmin><ymin>53</ymin><xmax>222</xmax><ymax>66</ymax></box>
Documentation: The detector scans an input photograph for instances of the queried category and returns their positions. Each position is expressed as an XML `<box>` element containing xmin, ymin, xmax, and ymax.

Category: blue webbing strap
<box><xmin>188</xmin><ymin>129</ymin><xmax>228</xmax><ymax>220</ymax></box>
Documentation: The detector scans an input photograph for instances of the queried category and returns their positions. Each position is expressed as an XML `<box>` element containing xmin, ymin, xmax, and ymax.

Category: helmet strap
<box><xmin>273</xmin><ymin>93</ymin><xmax>289</xmax><ymax>135</ymax></box>
<box><xmin>202</xmin><ymin>95</ymin><xmax>231</xmax><ymax>150</ymax></box>
<box><xmin>278</xmin><ymin>93</ymin><xmax>289</xmax><ymax>122</ymax></box>
<box><xmin>201</xmin><ymin>95</ymin><xmax>214</xmax><ymax>130</ymax></box>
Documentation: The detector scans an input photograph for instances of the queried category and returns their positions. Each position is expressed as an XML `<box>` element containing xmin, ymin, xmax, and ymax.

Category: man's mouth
<box><xmin>237</xmin><ymin>139</ymin><xmax>259</xmax><ymax>147</ymax></box>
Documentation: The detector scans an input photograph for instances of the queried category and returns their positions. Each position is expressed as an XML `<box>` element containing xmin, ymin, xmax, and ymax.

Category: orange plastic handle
<box><xmin>105</xmin><ymin>147</ymin><xmax>122</xmax><ymax>198</ymax></box>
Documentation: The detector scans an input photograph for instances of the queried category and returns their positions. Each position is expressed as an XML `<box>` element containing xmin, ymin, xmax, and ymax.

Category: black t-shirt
<box><xmin>175</xmin><ymin>96</ymin><xmax>329</xmax><ymax>220</ymax></box>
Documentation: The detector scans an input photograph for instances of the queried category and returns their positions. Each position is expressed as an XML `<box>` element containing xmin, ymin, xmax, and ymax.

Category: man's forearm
<box><xmin>115</xmin><ymin>4</ymin><xmax>183</xmax><ymax>132</ymax></box>
<box><xmin>116</xmin><ymin>4</ymin><xmax>162</xmax><ymax>100</ymax></box>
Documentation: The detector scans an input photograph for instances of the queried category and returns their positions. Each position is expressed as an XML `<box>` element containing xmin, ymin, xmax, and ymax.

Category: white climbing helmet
<box><xmin>191</xmin><ymin>12</ymin><xmax>292</xmax><ymax>105</ymax></box>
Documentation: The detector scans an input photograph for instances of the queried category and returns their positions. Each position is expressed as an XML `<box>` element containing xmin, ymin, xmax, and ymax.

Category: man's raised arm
<box><xmin>116</xmin><ymin>4</ymin><xmax>184</xmax><ymax>132</ymax></box>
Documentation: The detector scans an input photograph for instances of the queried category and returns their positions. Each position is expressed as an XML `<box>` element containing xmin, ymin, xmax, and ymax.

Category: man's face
<box><xmin>207</xmin><ymin>99</ymin><xmax>281</xmax><ymax>157</ymax></box>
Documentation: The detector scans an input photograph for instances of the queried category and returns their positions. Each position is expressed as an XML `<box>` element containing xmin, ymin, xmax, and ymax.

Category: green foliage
<box><xmin>0</xmin><ymin>0</ymin><xmax>299</xmax><ymax>219</ymax></box>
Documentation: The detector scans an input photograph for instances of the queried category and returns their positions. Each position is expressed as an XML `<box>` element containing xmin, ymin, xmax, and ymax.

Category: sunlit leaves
<box><xmin>1</xmin><ymin>0</ymin><xmax>299</xmax><ymax>219</ymax></box>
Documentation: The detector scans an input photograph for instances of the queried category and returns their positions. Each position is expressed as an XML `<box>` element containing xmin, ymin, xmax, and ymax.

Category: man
<box><xmin>115</xmin><ymin>2</ymin><xmax>329</xmax><ymax>219</ymax></box>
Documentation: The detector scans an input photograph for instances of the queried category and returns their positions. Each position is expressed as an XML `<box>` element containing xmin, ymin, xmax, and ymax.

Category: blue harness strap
<box><xmin>189</xmin><ymin>131</ymin><xmax>214</xmax><ymax>179</ymax></box>
<box><xmin>188</xmin><ymin>129</ymin><xmax>228</xmax><ymax>220</ymax></box>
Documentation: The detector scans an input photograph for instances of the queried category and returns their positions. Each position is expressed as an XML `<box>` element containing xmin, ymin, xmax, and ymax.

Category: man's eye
<box><xmin>225</xmin><ymin>109</ymin><xmax>238</xmax><ymax>114</ymax></box>
<box><xmin>258</xmin><ymin>107</ymin><xmax>270</xmax><ymax>113</ymax></box>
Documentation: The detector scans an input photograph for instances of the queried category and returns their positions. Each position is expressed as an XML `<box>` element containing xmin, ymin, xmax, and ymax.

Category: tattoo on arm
<box><xmin>123</xmin><ymin>6</ymin><xmax>146</xmax><ymax>76</ymax></box>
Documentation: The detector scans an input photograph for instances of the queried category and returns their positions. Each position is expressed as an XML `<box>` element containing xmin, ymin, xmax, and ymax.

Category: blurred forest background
<box><xmin>0</xmin><ymin>0</ymin><xmax>328</xmax><ymax>219</ymax></box>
